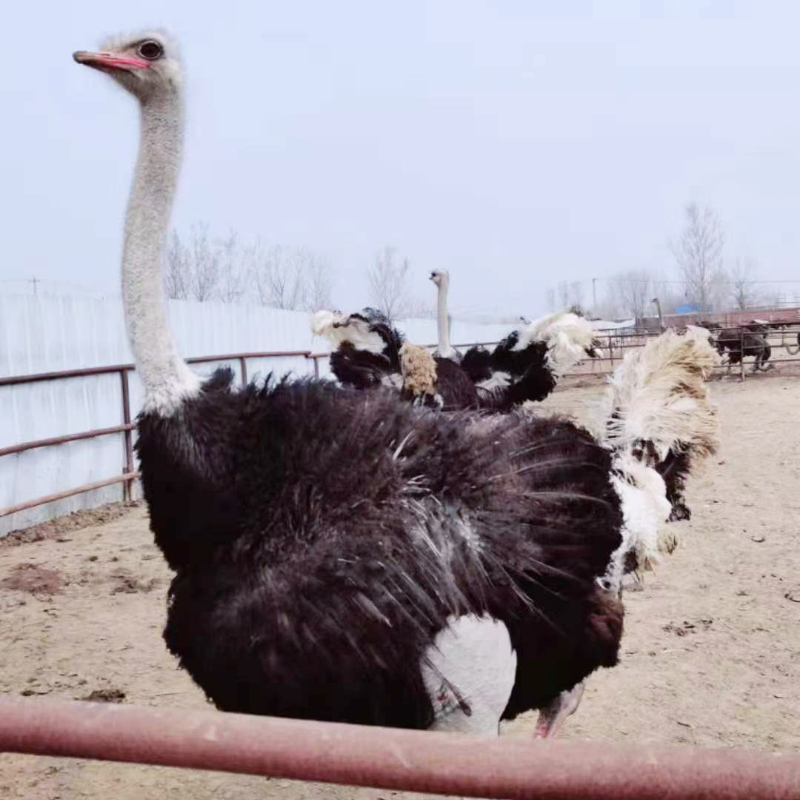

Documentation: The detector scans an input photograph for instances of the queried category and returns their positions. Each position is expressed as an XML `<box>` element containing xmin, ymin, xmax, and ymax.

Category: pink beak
<box><xmin>73</xmin><ymin>51</ymin><xmax>151</xmax><ymax>71</ymax></box>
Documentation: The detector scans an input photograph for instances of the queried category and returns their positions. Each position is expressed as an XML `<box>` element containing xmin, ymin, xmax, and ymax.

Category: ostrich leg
<box><xmin>533</xmin><ymin>682</ymin><xmax>586</xmax><ymax>739</ymax></box>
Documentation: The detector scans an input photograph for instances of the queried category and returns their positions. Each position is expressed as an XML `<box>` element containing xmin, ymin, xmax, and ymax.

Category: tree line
<box><xmin>164</xmin><ymin>226</ymin><xmax>426</xmax><ymax>322</ymax></box>
<box><xmin>575</xmin><ymin>203</ymin><xmax>770</xmax><ymax>321</ymax></box>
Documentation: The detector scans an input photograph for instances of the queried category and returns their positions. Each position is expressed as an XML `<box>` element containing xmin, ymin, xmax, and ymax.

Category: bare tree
<box><xmin>216</xmin><ymin>231</ymin><xmax>246</xmax><ymax>304</ymax></box>
<box><xmin>568</xmin><ymin>281</ymin><xmax>584</xmax><ymax>310</ymax></box>
<box><xmin>302</xmin><ymin>250</ymin><xmax>334</xmax><ymax>312</ymax></box>
<box><xmin>551</xmin><ymin>280</ymin><xmax>585</xmax><ymax>312</ymax></box>
<box><xmin>673</xmin><ymin>203</ymin><xmax>725</xmax><ymax>312</ymax></box>
<box><xmin>165</xmin><ymin>230</ymin><xmax>190</xmax><ymax>300</ymax></box>
<box><xmin>165</xmin><ymin>224</ymin><xmax>336</xmax><ymax>309</ymax></box>
<box><xmin>604</xmin><ymin>269</ymin><xmax>659</xmax><ymax>320</ymax></box>
<box><xmin>187</xmin><ymin>223</ymin><xmax>221</xmax><ymax>302</ymax></box>
<box><xmin>247</xmin><ymin>244</ymin><xmax>301</xmax><ymax>309</ymax></box>
<box><xmin>730</xmin><ymin>256</ymin><xmax>759</xmax><ymax>310</ymax></box>
<box><xmin>367</xmin><ymin>246</ymin><xmax>417</xmax><ymax>323</ymax></box>
<box><xmin>556</xmin><ymin>281</ymin><xmax>570</xmax><ymax>309</ymax></box>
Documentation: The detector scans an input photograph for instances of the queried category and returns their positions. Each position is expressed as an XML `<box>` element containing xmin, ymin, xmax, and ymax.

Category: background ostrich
<box><xmin>315</xmin><ymin>300</ymin><xmax>604</xmax><ymax>413</ymax></box>
<box><xmin>699</xmin><ymin>321</ymin><xmax>771</xmax><ymax>374</ymax></box>
<box><xmin>77</xmin><ymin>28</ymin><xmax>643</xmax><ymax>741</ymax></box>
<box><xmin>429</xmin><ymin>269</ymin><xmax>459</xmax><ymax>361</ymax></box>
<box><xmin>460</xmin><ymin>310</ymin><xmax>604</xmax><ymax>406</ymax></box>
<box><xmin>312</xmin><ymin>307</ymin><xmax>480</xmax><ymax>410</ymax></box>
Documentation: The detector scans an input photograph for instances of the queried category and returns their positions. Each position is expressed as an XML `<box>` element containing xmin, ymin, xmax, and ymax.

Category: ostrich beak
<box><xmin>73</xmin><ymin>51</ymin><xmax>151</xmax><ymax>71</ymax></box>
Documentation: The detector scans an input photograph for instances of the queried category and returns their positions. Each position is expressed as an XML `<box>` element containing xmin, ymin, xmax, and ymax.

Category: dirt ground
<box><xmin>1</xmin><ymin>377</ymin><xmax>799</xmax><ymax>799</ymax></box>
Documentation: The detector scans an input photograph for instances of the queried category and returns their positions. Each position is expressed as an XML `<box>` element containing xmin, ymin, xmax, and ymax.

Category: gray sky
<box><xmin>4</xmin><ymin>0</ymin><xmax>800</xmax><ymax>316</ymax></box>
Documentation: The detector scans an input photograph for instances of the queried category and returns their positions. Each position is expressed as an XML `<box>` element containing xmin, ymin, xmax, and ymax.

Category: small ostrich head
<box><xmin>73</xmin><ymin>31</ymin><xmax>182</xmax><ymax>100</ymax></box>
<box><xmin>429</xmin><ymin>269</ymin><xmax>450</xmax><ymax>287</ymax></box>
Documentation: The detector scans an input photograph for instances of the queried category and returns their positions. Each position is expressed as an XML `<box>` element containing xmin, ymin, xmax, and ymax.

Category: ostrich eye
<box><xmin>138</xmin><ymin>40</ymin><xmax>163</xmax><ymax>60</ymax></box>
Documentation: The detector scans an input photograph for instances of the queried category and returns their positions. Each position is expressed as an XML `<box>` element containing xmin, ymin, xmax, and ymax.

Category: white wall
<box><xmin>0</xmin><ymin>294</ymin><xmax>508</xmax><ymax>536</ymax></box>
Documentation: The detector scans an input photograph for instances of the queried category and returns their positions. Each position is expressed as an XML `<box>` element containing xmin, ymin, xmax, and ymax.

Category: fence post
<box><xmin>740</xmin><ymin>329</ymin><xmax>746</xmax><ymax>382</ymax></box>
<box><xmin>120</xmin><ymin>369</ymin><xmax>134</xmax><ymax>502</ymax></box>
<box><xmin>608</xmin><ymin>337</ymin><xmax>614</xmax><ymax>369</ymax></box>
<box><xmin>313</xmin><ymin>356</ymin><xmax>320</xmax><ymax>379</ymax></box>
<box><xmin>240</xmin><ymin>357</ymin><xmax>248</xmax><ymax>387</ymax></box>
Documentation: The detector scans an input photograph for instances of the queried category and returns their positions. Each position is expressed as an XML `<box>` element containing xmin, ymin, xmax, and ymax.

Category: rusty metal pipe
<box><xmin>1</xmin><ymin>699</ymin><xmax>799</xmax><ymax>800</ymax></box>
<box><xmin>0</xmin><ymin>424</ymin><xmax>135</xmax><ymax>458</ymax></box>
<box><xmin>0</xmin><ymin>473</ymin><xmax>140</xmax><ymax>518</ymax></box>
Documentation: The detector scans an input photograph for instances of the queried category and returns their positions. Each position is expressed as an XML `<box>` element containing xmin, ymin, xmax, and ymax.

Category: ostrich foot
<box><xmin>533</xmin><ymin>682</ymin><xmax>586</xmax><ymax>739</ymax></box>
<box><xmin>658</xmin><ymin>528</ymin><xmax>680</xmax><ymax>555</ymax></box>
<box><xmin>668</xmin><ymin>503</ymin><xmax>691</xmax><ymax>522</ymax></box>
<box><xmin>622</xmin><ymin>572</ymin><xmax>645</xmax><ymax>592</ymax></box>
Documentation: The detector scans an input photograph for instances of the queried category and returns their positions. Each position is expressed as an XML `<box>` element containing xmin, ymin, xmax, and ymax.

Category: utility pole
<box><xmin>592</xmin><ymin>278</ymin><xmax>597</xmax><ymax>312</ymax></box>
<box><xmin>30</xmin><ymin>277</ymin><xmax>39</xmax><ymax>296</ymax></box>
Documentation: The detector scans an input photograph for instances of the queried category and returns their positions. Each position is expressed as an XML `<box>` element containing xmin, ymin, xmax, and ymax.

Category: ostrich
<box><xmin>427</xmin><ymin>268</ymin><xmax>605</xmax><ymax>406</ymax></box>
<box><xmin>75</xmin><ymin>29</ymin><xmax>701</xmax><ymax>742</ymax></box>
<box><xmin>312</xmin><ymin>307</ymin><xmax>480</xmax><ymax>411</ymax></box>
<box><xmin>311</xmin><ymin>307</ymin><xmax>405</xmax><ymax>391</ymax></box>
<box><xmin>711</xmin><ymin>324</ymin><xmax>772</xmax><ymax>374</ymax></box>
<box><xmin>606</xmin><ymin>326</ymin><xmax>720</xmax><ymax>527</ymax></box>
<box><xmin>459</xmin><ymin>309</ymin><xmax>605</xmax><ymax>407</ymax></box>
<box><xmin>316</xmin><ymin>288</ymin><xmax>603</xmax><ymax>413</ymax></box>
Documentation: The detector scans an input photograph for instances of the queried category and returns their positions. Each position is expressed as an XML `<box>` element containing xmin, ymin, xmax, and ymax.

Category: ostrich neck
<box><xmin>123</xmin><ymin>92</ymin><xmax>199</xmax><ymax>415</ymax></box>
<box><xmin>436</xmin><ymin>278</ymin><xmax>455</xmax><ymax>358</ymax></box>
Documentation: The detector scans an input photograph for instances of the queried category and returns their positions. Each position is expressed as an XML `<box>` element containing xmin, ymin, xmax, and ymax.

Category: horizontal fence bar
<box><xmin>0</xmin><ymin>424</ymin><xmax>135</xmax><ymax>459</ymax></box>
<box><xmin>0</xmin><ymin>473</ymin><xmax>140</xmax><ymax>519</ymax></box>
<box><xmin>1</xmin><ymin>699</ymin><xmax>798</xmax><ymax>800</ymax></box>
<box><xmin>185</xmin><ymin>350</ymin><xmax>311</xmax><ymax>364</ymax></box>
<box><xmin>0</xmin><ymin>350</ymin><xmax>313</xmax><ymax>387</ymax></box>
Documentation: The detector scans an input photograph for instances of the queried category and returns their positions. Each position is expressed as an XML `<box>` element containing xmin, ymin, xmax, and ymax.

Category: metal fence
<box><xmin>0</xmin><ymin>350</ymin><xmax>324</xmax><ymax>521</ymax></box>
<box><xmin>2</xmin><ymin>698</ymin><xmax>799</xmax><ymax>799</ymax></box>
<box><xmin>2</xmin><ymin>325</ymin><xmax>798</xmax><ymax>527</ymax></box>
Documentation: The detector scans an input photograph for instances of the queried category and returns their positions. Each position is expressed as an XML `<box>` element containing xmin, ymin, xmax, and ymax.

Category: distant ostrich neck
<box><xmin>436</xmin><ymin>274</ymin><xmax>456</xmax><ymax>359</ymax></box>
<box><xmin>124</xmin><ymin>91</ymin><xmax>199</xmax><ymax>414</ymax></box>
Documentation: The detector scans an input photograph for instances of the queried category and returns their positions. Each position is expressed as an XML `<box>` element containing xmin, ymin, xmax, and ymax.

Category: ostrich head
<box><xmin>73</xmin><ymin>31</ymin><xmax>182</xmax><ymax>100</ymax></box>
<box><xmin>429</xmin><ymin>269</ymin><xmax>449</xmax><ymax>287</ymax></box>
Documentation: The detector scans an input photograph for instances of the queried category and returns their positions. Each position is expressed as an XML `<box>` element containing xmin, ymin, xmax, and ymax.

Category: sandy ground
<box><xmin>1</xmin><ymin>377</ymin><xmax>799</xmax><ymax>799</ymax></box>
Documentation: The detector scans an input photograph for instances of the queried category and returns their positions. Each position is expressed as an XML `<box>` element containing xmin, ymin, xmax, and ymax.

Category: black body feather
<box><xmin>137</xmin><ymin>369</ymin><xmax>623</xmax><ymax>728</ymax></box>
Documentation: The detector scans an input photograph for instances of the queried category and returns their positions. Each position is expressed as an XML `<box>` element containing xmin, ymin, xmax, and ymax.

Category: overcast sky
<box><xmin>3</xmin><ymin>0</ymin><xmax>800</xmax><ymax>316</ymax></box>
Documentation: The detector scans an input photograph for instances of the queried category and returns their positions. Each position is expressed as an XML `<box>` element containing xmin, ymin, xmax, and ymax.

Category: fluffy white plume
<box><xmin>310</xmin><ymin>310</ymin><xmax>386</xmax><ymax>354</ymax></box>
<box><xmin>605</xmin><ymin>454</ymin><xmax>672</xmax><ymax>591</ymax></box>
<box><xmin>513</xmin><ymin>311</ymin><xmax>600</xmax><ymax>377</ymax></box>
<box><xmin>606</xmin><ymin>326</ymin><xmax>720</xmax><ymax>462</ymax></box>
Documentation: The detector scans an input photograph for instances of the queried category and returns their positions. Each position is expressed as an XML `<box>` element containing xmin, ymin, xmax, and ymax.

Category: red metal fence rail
<box><xmin>1</xmin><ymin>698</ymin><xmax>799</xmax><ymax>800</ymax></box>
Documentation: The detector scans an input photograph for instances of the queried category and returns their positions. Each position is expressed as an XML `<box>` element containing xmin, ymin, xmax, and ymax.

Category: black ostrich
<box><xmin>699</xmin><ymin>321</ymin><xmax>772</xmax><ymax>374</ymax></box>
<box><xmin>76</xmin><ymin>28</ymin><xmax>700</xmax><ymax>741</ymax></box>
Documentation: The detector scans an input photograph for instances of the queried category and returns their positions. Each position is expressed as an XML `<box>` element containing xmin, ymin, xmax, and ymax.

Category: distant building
<box><xmin>638</xmin><ymin>306</ymin><xmax>800</xmax><ymax>331</ymax></box>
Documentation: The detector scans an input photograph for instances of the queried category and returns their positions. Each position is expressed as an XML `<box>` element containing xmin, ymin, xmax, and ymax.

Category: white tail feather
<box><xmin>513</xmin><ymin>311</ymin><xmax>598</xmax><ymax>377</ymax></box>
<box><xmin>606</xmin><ymin>326</ymin><xmax>720</xmax><ymax>461</ymax></box>
<box><xmin>310</xmin><ymin>309</ymin><xmax>386</xmax><ymax>354</ymax></box>
<box><xmin>603</xmin><ymin>326</ymin><xmax>721</xmax><ymax>587</ymax></box>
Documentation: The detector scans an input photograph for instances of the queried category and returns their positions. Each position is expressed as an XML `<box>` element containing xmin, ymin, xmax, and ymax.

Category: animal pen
<box><xmin>2</xmin><ymin>323</ymin><xmax>799</xmax><ymax>525</ymax></box>
<box><xmin>2</xmin><ymin>329</ymin><xmax>799</xmax><ymax>797</ymax></box>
